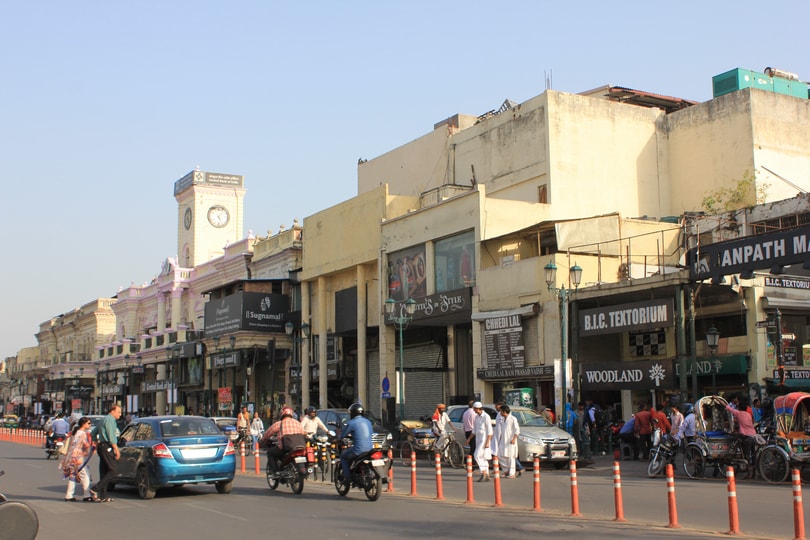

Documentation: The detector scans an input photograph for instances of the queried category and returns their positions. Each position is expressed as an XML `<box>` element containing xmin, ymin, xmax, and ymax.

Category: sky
<box><xmin>2</xmin><ymin>1</ymin><xmax>809</xmax><ymax>359</ymax></box>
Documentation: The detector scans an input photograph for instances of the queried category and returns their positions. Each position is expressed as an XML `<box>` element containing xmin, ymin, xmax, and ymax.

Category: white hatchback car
<box><xmin>446</xmin><ymin>404</ymin><xmax>577</xmax><ymax>467</ymax></box>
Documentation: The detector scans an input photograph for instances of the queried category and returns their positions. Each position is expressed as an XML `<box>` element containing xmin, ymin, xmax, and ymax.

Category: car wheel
<box><xmin>137</xmin><ymin>466</ymin><xmax>157</xmax><ymax>500</ymax></box>
<box><xmin>215</xmin><ymin>480</ymin><xmax>233</xmax><ymax>494</ymax></box>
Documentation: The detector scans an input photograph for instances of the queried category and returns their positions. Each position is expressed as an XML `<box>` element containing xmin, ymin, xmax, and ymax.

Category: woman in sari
<box><xmin>62</xmin><ymin>417</ymin><xmax>97</xmax><ymax>502</ymax></box>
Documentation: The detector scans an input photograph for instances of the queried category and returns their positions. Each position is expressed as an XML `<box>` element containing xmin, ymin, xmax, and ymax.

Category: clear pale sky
<box><xmin>2</xmin><ymin>1</ymin><xmax>808</xmax><ymax>358</ymax></box>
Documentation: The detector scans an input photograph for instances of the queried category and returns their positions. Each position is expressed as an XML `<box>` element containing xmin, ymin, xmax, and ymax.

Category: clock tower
<box><xmin>174</xmin><ymin>169</ymin><xmax>246</xmax><ymax>267</ymax></box>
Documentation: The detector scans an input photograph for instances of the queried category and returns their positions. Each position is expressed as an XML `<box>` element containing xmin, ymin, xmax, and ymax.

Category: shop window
<box><xmin>434</xmin><ymin>230</ymin><xmax>475</xmax><ymax>293</ymax></box>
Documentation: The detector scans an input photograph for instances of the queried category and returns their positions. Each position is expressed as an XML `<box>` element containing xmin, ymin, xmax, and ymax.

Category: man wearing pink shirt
<box><xmin>727</xmin><ymin>396</ymin><xmax>757</xmax><ymax>478</ymax></box>
<box><xmin>462</xmin><ymin>401</ymin><xmax>477</xmax><ymax>457</ymax></box>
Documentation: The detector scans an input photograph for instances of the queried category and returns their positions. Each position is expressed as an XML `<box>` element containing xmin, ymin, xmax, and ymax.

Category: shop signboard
<box><xmin>579</xmin><ymin>299</ymin><xmax>674</xmax><ymax>337</ymax></box>
<box><xmin>482</xmin><ymin>314</ymin><xmax>525</xmax><ymax>369</ymax></box>
<box><xmin>580</xmin><ymin>359</ymin><xmax>676</xmax><ymax>391</ymax></box>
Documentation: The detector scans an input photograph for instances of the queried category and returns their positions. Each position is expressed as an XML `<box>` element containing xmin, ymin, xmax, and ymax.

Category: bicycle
<box><xmin>234</xmin><ymin>429</ymin><xmax>253</xmax><ymax>456</ymax></box>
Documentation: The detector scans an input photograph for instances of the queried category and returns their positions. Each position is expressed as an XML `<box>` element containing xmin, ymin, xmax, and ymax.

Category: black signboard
<box><xmin>580</xmin><ymin>359</ymin><xmax>676</xmax><ymax>391</ymax></box>
<box><xmin>204</xmin><ymin>292</ymin><xmax>288</xmax><ymax>337</ymax></box>
<box><xmin>579</xmin><ymin>299</ymin><xmax>674</xmax><ymax>337</ymax></box>
<box><xmin>482</xmin><ymin>314</ymin><xmax>525</xmax><ymax>369</ymax></box>
<box><xmin>687</xmin><ymin>225</ymin><xmax>810</xmax><ymax>281</ymax></box>
<box><xmin>476</xmin><ymin>365</ymin><xmax>553</xmax><ymax>380</ymax></box>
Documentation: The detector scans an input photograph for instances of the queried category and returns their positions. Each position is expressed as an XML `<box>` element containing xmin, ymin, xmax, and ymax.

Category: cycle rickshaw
<box><xmin>398</xmin><ymin>419</ymin><xmax>464</xmax><ymax>468</ymax></box>
<box><xmin>683</xmin><ymin>395</ymin><xmax>789</xmax><ymax>483</ymax></box>
<box><xmin>774</xmin><ymin>391</ymin><xmax>810</xmax><ymax>481</ymax></box>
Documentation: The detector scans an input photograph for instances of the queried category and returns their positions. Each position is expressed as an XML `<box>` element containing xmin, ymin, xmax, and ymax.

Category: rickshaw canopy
<box><xmin>775</xmin><ymin>392</ymin><xmax>810</xmax><ymax>435</ymax></box>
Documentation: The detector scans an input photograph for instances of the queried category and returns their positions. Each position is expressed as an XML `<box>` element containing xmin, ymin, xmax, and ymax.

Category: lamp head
<box><xmin>405</xmin><ymin>297</ymin><xmax>416</xmax><ymax>316</ymax></box>
<box><xmin>544</xmin><ymin>261</ymin><xmax>557</xmax><ymax>289</ymax></box>
<box><xmin>706</xmin><ymin>326</ymin><xmax>720</xmax><ymax>351</ymax></box>
<box><xmin>385</xmin><ymin>297</ymin><xmax>396</xmax><ymax>315</ymax></box>
<box><xmin>285</xmin><ymin>321</ymin><xmax>294</xmax><ymax>336</ymax></box>
<box><xmin>229</xmin><ymin>335</ymin><xmax>236</xmax><ymax>349</ymax></box>
<box><xmin>570</xmin><ymin>263</ymin><xmax>583</xmax><ymax>289</ymax></box>
<box><xmin>301</xmin><ymin>322</ymin><xmax>310</xmax><ymax>338</ymax></box>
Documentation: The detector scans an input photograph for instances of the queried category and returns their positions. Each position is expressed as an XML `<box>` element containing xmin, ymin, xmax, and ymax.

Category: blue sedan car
<box><xmin>115</xmin><ymin>416</ymin><xmax>235</xmax><ymax>499</ymax></box>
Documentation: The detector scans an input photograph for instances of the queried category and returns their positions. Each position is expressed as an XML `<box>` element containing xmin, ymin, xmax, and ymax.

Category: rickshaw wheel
<box><xmin>757</xmin><ymin>446</ymin><xmax>789</xmax><ymax>484</ymax></box>
<box><xmin>684</xmin><ymin>446</ymin><xmax>705</xmax><ymax>479</ymax></box>
<box><xmin>399</xmin><ymin>441</ymin><xmax>415</xmax><ymax>467</ymax></box>
<box><xmin>801</xmin><ymin>466</ymin><xmax>810</xmax><ymax>484</ymax></box>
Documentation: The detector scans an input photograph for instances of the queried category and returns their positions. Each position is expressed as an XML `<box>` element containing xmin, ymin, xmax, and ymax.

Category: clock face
<box><xmin>183</xmin><ymin>208</ymin><xmax>192</xmax><ymax>230</ymax></box>
<box><xmin>207</xmin><ymin>205</ymin><xmax>230</xmax><ymax>228</ymax></box>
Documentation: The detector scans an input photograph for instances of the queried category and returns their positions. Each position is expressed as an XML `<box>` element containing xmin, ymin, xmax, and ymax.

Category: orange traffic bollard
<box><xmin>793</xmin><ymin>468</ymin><xmax>806</xmax><ymax>540</ymax></box>
<box><xmin>386</xmin><ymin>449</ymin><xmax>394</xmax><ymax>492</ymax></box>
<box><xmin>465</xmin><ymin>454</ymin><xmax>475</xmax><ymax>504</ymax></box>
<box><xmin>434</xmin><ymin>453</ymin><xmax>444</xmax><ymax>500</ymax></box>
<box><xmin>254</xmin><ymin>442</ymin><xmax>261</xmax><ymax>475</ymax></box>
<box><xmin>492</xmin><ymin>455</ymin><xmax>503</xmax><ymax>507</ymax></box>
<box><xmin>725</xmin><ymin>466</ymin><xmax>741</xmax><ymax>535</ymax></box>
<box><xmin>240</xmin><ymin>441</ymin><xmax>246</xmax><ymax>473</ymax></box>
<box><xmin>613</xmin><ymin>461</ymin><xmax>626</xmax><ymax>522</ymax></box>
<box><xmin>569</xmin><ymin>460</ymin><xmax>581</xmax><ymax>516</ymax></box>
<box><xmin>532</xmin><ymin>456</ymin><xmax>542</xmax><ymax>512</ymax></box>
<box><xmin>410</xmin><ymin>454</ymin><xmax>417</xmax><ymax>496</ymax></box>
<box><xmin>665</xmin><ymin>463</ymin><xmax>681</xmax><ymax>528</ymax></box>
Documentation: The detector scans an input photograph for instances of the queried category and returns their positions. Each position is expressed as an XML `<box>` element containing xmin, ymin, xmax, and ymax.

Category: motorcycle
<box><xmin>647</xmin><ymin>428</ymin><xmax>678</xmax><ymax>477</ymax></box>
<box><xmin>0</xmin><ymin>471</ymin><xmax>39</xmax><ymax>540</ymax></box>
<box><xmin>333</xmin><ymin>438</ymin><xmax>390</xmax><ymax>501</ymax></box>
<box><xmin>45</xmin><ymin>434</ymin><xmax>67</xmax><ymax>460</ymax></box>
<box><xmin>265</xmin><ymin>440</ymin><xmax>310</xmax><ymax>495</ymax></box>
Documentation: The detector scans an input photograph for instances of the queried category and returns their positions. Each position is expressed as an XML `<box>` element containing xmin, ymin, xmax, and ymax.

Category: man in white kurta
<box><xmin>468</xmin><ymin>402</ymin><xmax>493</xmax><ymax>481</ymax></box>
<box><xmin>490</xmin><ymin>402</ymin><xmax>504</xmax><ymax>459</ymax></box>
<box><xmin>497</xmin><ymin>405</ymin><xmax>520</xmax><ymax>477</ymax></box>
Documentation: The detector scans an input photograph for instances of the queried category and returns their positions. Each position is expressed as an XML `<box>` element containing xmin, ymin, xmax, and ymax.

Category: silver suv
<box><xmin>446</xmin><ymin>404</ymin><xmax>577</xmax><ymax>467</ymax></box>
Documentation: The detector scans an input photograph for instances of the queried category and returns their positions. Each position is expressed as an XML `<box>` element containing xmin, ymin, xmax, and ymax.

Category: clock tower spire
<box><xmin>174</xmin><ymin>169</ymin><xmax>246</xmax><ymax>267</ymax></box>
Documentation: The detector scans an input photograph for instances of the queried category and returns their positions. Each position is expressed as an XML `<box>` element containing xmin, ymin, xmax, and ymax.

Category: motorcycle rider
<box><xmin>48</xmin><ymin>413</ymin><xmax>70</xmax><ymax>450</ymax></box>
<box><xmin>262</xmin><ymin>407</ymin><xmax>307</xmax><ymax>478</ymax></box>
<box><xmin>300</xmin><ymin>406</ymin><xmax>329</xmax><ymax>437</ymax></box>
<box><xmin>675</xmin><ymin>403</ymin><xmax>696</xmax><ymax>452</ymax></box>
<box><xmin>339</xmin><ymin>403</ymin><xmax>373</xmax><ymax>485</ymax></box>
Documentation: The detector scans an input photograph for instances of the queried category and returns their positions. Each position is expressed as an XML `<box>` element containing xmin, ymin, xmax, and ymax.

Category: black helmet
<box><xmin>305</xmin><ymin>406</ymin><xmax>317</xmax><ymax>415</ymax></box>
<box><xmin>349</xmin><ymin>403</ymin><xmax>364</xmax><ymax>418</ymax></box>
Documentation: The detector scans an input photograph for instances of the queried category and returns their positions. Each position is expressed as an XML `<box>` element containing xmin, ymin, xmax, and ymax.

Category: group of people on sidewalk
<box><xmin>453</xmin><ymin>401</ymin><xmax>523</xmax><ymax>482</ymax></box>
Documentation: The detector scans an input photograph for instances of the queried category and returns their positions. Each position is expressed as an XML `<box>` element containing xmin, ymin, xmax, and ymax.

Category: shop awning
<box><xmin>762</xmin><ymin>297</ymin><xmax>810</xmax><ymax>311</ymax></box>
<box><xmin>471</xmin><ymin>303</ymin><xmax>540</xmax><ymax>321</ymax></box>
<box><xmin>765</xmin><ymin>378</ymin><xmax>810</xmax><ymax>391</ymax></box>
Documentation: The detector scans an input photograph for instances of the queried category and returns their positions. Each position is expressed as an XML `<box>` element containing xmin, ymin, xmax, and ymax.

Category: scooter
<box><xmin>45</xmin><ymin>434</ymin><xmax>67</xmax><ymax>460</ymax></box>
<box><xmin>333</xmin><ymin>438</ymin><xmax>390</xmax><ymax>501</ymax></box>
<box><xmin>0</xmin><ymin>471</ymin><xmax>39</xmax><ymax>540</ymax></box>
<box><xmin>265</xmin><ymin>445</ymin><xmax>310</xmax><ymax>495</ymax></box>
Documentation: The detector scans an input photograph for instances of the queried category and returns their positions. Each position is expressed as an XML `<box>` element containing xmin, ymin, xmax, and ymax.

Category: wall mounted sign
<box><xmin>579</xmin><ymin>299</ymin><xmax>674</xmax><ymax>337</ymax></box>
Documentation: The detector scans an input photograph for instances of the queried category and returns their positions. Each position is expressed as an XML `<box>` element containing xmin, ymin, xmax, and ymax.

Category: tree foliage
<box><xmin>701</xmin><ymin>170</ymin><xmax>768</xmax><ymax>214</ymax></box>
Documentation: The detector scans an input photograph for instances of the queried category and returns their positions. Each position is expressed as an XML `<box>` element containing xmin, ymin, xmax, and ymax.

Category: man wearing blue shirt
<box><xmin>47</xmin><ymin>413</ymin><xmax>70</xmax><ymax>449</ymax></box>
<box><xmin>339</xmin><ymin>403</ymin><xmax>373</xmax><ymax>484</ymax></box>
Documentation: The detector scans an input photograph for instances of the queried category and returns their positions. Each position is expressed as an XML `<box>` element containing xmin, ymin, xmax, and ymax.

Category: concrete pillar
<box><xmin>156</xmin><ymin>364</ymin><xmax>167</xmax><ymax>415</ymax></box>
<box><xmin>357</xmin><ymin>265</ymin><xmax>367</xmax><ymax>405</ymax></box>
<box><xmin>301</xmin><ymin>281</ymin><xmax>311</xmax><ymax>411</ymax></box>
<box><xmin>318</xmin><ymin>276</ymin><xmax>328</xmax><ymax>409</ymax></box>
<box><xmin>157</xmin><ymin>294</ymin><xmax>166</xmax><ymax>331</ymax></box>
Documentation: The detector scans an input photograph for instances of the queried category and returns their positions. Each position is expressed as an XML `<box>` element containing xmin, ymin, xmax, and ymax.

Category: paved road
<box><xmin>1</xmin><ymin>441</ymin><xmax>805</xmax><ymax>540</ymax></box>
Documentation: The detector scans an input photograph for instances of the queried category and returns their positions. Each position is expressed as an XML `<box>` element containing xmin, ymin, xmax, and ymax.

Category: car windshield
<box><xmin>159</xmin><ymin>418</ymin><xmax>221</xmax><ymax>437</ymax></box>
<box><xmin>516</xmin><ymin>411</ymin><xmax>552</xmax><ymax>427</ymax></box>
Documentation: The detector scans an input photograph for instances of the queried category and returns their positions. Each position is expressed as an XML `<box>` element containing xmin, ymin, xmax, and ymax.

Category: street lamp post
<box><xmin>211</xmin><ymin>336</ymin><xmax>220</xmax><ymax>415</ymax></box>
<box><xmin>544</xmin><ymin>261</ymin><xmax>583</xmax><ymax>432</ymax></box>
<box><xmin>706</xmin><ymin>326</ymin><xmax>720</xmax><ymax>394</ymax></box>
<box><xmin>285</xmin><ymin>321</ymin><xmax>311</xmax><ymax>413</ymax></box>
<box><xmin>385</xmin><ymin>297</ymin><xmax>416</xmax><ymax>422</ymax></box>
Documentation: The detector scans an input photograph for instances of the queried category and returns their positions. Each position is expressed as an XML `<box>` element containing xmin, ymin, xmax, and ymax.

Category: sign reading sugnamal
<box><xmin>579</xmin><ymin>299</ymin><xmax>674</xmax><ymax>337</ymax></box>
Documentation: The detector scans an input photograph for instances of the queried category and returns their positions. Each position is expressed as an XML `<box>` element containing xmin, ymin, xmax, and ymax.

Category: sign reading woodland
<box><xmin>580</xmin><ymin>359</ymin><xmax>676</xmax><ymax>391</ymax></box>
